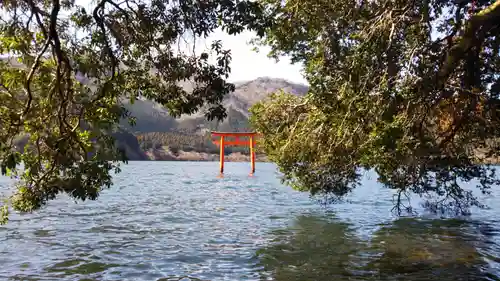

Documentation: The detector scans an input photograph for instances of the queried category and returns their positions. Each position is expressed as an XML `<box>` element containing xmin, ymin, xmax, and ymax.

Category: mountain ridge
<box><xmin>122</xmin><ymin>76</ymin><xmax>309</xmax><ymax>134</ymax></box>
<box><xmin>0</xmin><ymin>57</ymin><xmax>310</xmax><ymax>160</ymax></box>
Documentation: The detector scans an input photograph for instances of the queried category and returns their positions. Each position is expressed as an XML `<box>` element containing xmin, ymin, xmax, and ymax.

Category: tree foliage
<box><xmin>0</xmin><ymin>0</ymin><xmax>267</xmax><ymax>223</ymax></box>
<box><xmin>250</xmin><ymin>0</ymin><xmax>500</xmax><ymax>214</ymax></box>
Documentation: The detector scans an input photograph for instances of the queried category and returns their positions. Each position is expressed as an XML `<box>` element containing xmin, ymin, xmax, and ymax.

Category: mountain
<box><xmin>1</xmin><ymin>56</ymin><xmax>308</xmax><ymax>133</ymax></box>
<box><xmin>230</xmin><ymin>77</ymin><xmax>309</xmax><ymax>116</ymax></box>
<box><xmin>1</xmin><ymin>56</ymin><xmax>309</xmax><ymax>160</ymax></box>
<box><xmin>121</xmin><ymin>77</ymin><xmax>309</xmax><ymax>133</ymax></box>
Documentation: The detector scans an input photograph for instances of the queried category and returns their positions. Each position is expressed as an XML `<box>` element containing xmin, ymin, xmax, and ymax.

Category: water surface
<box><xmin>0</xmin><ymin>162</ymin><xmax>499</xmax><ymax>280</ymax></box>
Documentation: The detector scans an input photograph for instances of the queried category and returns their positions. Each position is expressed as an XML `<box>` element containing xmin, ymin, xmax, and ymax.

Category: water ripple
<box><xmin>0</xmin><ymin>162</ymin><xmax>499</xmax><ymax>280</ymax></box>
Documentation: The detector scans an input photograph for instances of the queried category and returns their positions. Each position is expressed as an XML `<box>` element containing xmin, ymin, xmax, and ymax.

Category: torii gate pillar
<box><xmin>211</xmin><ymin>131</ymin><xmax>258</xmax><ymax>176</ymax></box>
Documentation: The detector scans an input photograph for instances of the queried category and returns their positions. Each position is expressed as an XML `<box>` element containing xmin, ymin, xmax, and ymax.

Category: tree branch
<box><xmin>437</xmin><ymin>0</ymin><xmax>500</xmax><ymax>86</ymax></box>
<box><xmin>23</xmin><ymin>38</ymin><xmax>50</xmax><ymax>117</ymax></box>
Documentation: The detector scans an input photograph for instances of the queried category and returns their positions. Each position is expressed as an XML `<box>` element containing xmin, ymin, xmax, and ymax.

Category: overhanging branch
<box><xmin>437</xmin><ymin>0</ymin><xmax>500</xmax><ymax>86</ymax></box>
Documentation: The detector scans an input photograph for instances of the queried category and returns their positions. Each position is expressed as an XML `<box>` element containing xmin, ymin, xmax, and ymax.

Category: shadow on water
<box><xmin>254</xmin><ymin>214</ymin><xmax>500</xmax><ymax>281</ymax></box>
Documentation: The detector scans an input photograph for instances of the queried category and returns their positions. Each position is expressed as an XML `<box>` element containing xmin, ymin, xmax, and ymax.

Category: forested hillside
<box><xmin>137</xmin><ymin>132</ymin><xmax>251</xmax><ymax>155</ymax></box>
<box><xmin>0</xmin><ymin>56</ymin><xmax>308</xmax><ymax>161</ymax></box>
<box><xmin>1</xmin><ymin>54</ymin><xmax>307</xmax><ymax>159</ymax></box>
<box><xmin>110</xmin><ymin>77</ymin><xmax>308</xmax><ymax>160</ymax></box>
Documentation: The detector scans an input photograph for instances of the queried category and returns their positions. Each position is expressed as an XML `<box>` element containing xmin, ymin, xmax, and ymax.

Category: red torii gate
<box><xmin>211</xmin><ymin>131</ymin><xmax>258</xmax><ymax>176</ymax></box>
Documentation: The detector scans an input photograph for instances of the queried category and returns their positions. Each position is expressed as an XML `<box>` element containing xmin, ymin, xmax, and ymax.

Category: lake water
<box><xmin>0</xmin><ymin>162</ymin><xmax>499</xmax><ymax>280</ymax></box>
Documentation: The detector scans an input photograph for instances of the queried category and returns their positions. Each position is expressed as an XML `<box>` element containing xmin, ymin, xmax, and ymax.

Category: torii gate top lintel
<box><xmin>211</xmin><ymin>131</ymin><xmax>258</xmax><ymax>147</ymax></box>
<box><xmin>210</xmin><ymin>131</ymin><xmax>258</xmax><ymax>137</ymax></box>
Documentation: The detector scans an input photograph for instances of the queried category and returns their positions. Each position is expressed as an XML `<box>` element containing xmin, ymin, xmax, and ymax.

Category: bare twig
<box><xmin>0</xmin><ymin>83</ymin><xmax>14</xmax><ymax>98</ymax></box>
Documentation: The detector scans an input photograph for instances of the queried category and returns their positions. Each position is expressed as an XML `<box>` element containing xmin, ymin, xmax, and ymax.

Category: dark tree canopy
<box><xmin>250</xmin><ymin>0</ymin><xmax>500</xmax><ymax>214</ymax></box>
<box><xmin>0</xmin><ymin>0</ymin><xmax>267</xmax><ymax>223</ymax></box>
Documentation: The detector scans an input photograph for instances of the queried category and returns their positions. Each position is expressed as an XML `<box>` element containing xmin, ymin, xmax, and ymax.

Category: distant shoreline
<box><xmin>131</xmin><ymin>159</ymin><xmax>270</xmax><ymax>162</ymax></box>
<box><xmin>142</xmin><ymin>149</ymin><xmax>269</xmax><ymax>162</ymax></box>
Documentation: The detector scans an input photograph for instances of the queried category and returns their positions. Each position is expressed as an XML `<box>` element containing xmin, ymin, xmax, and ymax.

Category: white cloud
<box><xmin>203</xmin><ymin>30</ymin><xmax>307</xmax><ymax>84</ymax></box>
<box><xmin>76</xmin><ymin>0</ymin><xmax>309</xmax><ymax>85</ymax></box>
<box><xmin>175</xmin><ymin>28</ymin><xmax>307</xmax><ymax>85</ymax></box>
